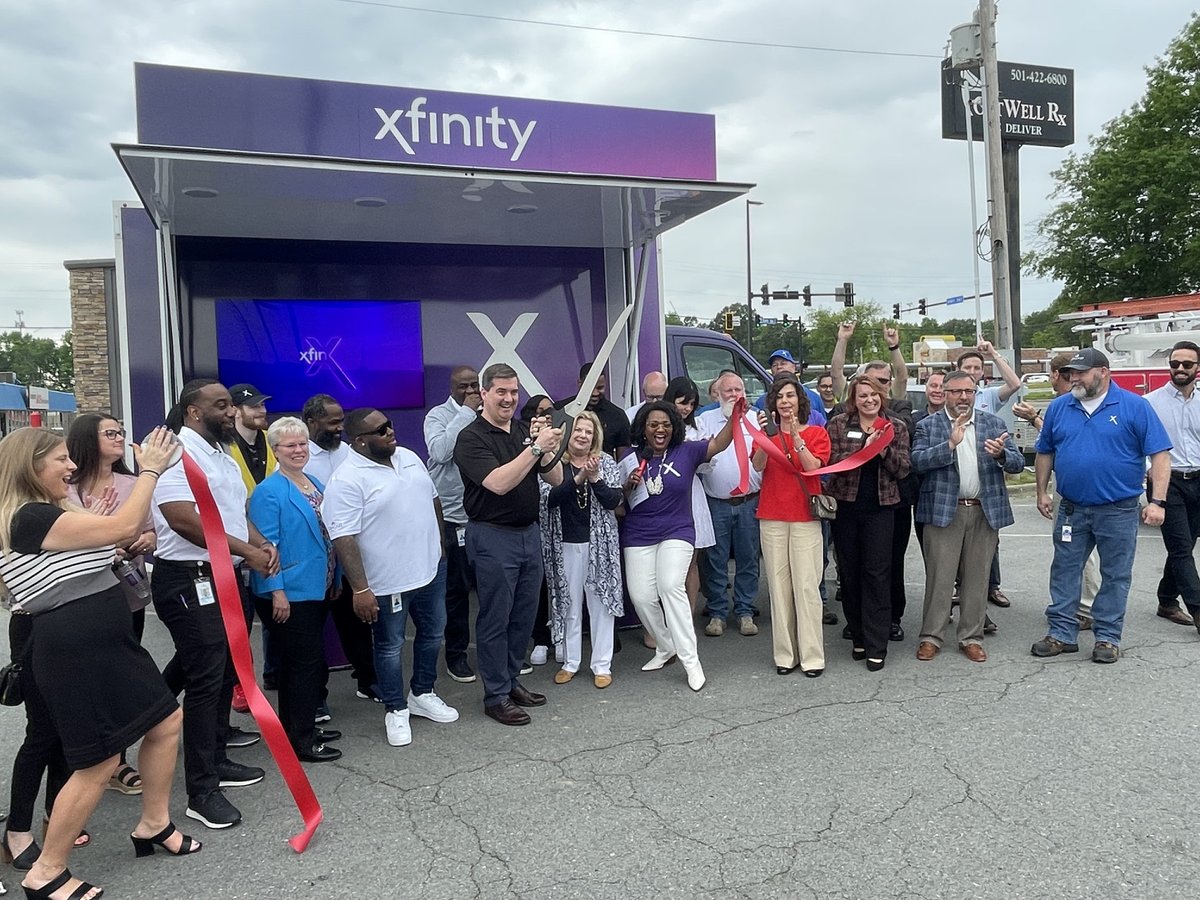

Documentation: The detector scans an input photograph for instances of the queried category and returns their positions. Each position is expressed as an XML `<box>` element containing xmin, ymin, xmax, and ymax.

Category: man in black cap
<box><xmin>1032</xmin><ymin>348</ymin><xmax>1172</xmax><ymax>663</ymax></box>
<box><xmin>228</xmin><ymin>384</ymin><xmax>275</xmax><ymax>495</ymax></box>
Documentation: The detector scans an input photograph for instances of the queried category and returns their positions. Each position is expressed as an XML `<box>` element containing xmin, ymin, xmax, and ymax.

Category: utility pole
<box><xmin>978</xmin><ymin>0</ymin><xmax>1014</xmax><ymax>353</ymax></box>
<box><xmin>745</xmin><ymin>199</ymin><xmax>763</xmax><ymax>357</ymax></box>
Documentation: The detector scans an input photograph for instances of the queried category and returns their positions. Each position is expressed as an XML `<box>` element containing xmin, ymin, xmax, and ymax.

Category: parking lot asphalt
<box><xmin>2</xmin><ymin>496</ymin><xmax>1197</xmax><ymax>899</ymax></box>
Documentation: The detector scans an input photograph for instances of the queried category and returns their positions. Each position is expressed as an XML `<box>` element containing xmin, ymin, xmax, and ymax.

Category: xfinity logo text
<box><xmin>373</xmin><ymin>98</ymin><xmax>537</xmax><ymax>163</ymax></box>
<box><xmin>301</xmin><ymin>337</ymin><xmax>356</xmax><ymax>391</ymax></box>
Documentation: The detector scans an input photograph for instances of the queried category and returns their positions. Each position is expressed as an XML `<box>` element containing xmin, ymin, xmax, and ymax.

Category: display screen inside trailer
<box><xmin>215</xmin><ymin>299</ymin><xmax>425</xmax><ymax>412</ymax></box>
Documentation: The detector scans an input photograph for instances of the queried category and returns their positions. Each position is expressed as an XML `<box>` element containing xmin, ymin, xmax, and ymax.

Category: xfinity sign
<box><xmin>373</xmin><ymin>98</ymin><xmax>537</xmax><ymax>163</ymax></box>
<box><xmin>940</xmin><ymin>60</ymin><xmax>1075</xmax><ymax>148</ymax></box>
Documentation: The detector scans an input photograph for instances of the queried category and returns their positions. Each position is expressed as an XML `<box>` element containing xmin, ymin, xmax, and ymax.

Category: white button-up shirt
<box><xmin>1147</xmin><ymin>383</ymin><xmax>1200</xmax><ymax>470</ymax></box>
<box><xmin>946</xmin><ymin>409</ymin><xmax>981</xmax><ymax>500</ymax></box>
<box><xmin>322</xmin><ymin>446</ymin><xmax>441</xmax><ymax>596</ymax></box>
<box><xmin>304</xmin><ymin>440</ymin><xmax>350</xmax><ymax>486</ymax></box>
<box><xmin>695</xmin><ymin>407</ymin><xmax>763</xmax><ymax>498</ymax></box>
<box><xmin>153</xmin><ymin>426</ymin><xmax>249</xmax><ymax>563</ymax></box>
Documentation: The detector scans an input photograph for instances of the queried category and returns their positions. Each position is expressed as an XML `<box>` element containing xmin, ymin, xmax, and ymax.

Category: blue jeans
<box><xmin>702</xmin><ymin>495</ymin><xmax>761</xmax><ymax>619</ymax></box>
<box><xmin>1046</xmin><ymin>497</ymin><xmax>1140</xmax><ymax>646</ymax></box>
<box><xmin>372</xmin><ymin>558</ymin><xmax>448</xmax><ymax>712</ymax></box>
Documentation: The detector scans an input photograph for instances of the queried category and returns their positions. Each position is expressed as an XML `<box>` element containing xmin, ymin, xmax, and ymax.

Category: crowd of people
<box><xmin>1</xmin><ymin>327</ymin><xmax>1197</xmax><ymax>898</ymax></box>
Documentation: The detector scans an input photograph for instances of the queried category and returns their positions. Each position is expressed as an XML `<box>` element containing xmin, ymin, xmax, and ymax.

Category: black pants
<box><xmin>255</xmin><ymin>598</ymin><xmax>328</xmax><ymax>752</ymax></box>
<box><xmin>5</xmin><ymin>615</ymin><xmax>68</xmax><ymax>832</ymax></box>
<box><xmin>1158</xmin><ymin>474</ymin><xmax>1200</xmax><ymax>612</ymax></box>
<box><xmin>832</xmin><ymin>503</ymin><xmax>895</xmax><ymax>659</ymax></box>
<box><xmin>532</xmin><ymin>580</ymin><xmax>552</xmax><ymax>647</ymax></box>
<box><xmin>327</xmin><ymin>576</ymin><xmax>377</xmax><ymax>692</ymax></box>
<box><xmin>442</xmin><ymin>520</ymin><xmax>475</xmax><ymax>666</ymax></box>
<box><xmin>890</xmin><ymin>501</ymin><xmax>913</xmax><ymax>624</ymax></box>
<box><xmin>154</xmin><ymin>559</ymin><xmax>243</xmax><ymax>800</ymax></box>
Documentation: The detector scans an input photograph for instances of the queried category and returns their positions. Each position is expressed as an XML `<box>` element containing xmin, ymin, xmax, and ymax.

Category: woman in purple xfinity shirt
<box><xmin>621</xmin><ymin>400</ymin><xmax>738</xmax><ymax>693</ymax></box>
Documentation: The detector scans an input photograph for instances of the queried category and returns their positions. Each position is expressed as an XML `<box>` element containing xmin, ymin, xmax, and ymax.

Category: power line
<box><xmin>332</xmin><ymin>0</ymin><xmax>942</xmax><ymax>60</ymax></box>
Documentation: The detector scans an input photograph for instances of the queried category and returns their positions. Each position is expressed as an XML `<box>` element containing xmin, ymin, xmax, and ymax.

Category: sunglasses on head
<box><xmin>355</xmin><ymin>420</ymin><xmax>393</xmax><ymax>438</ymax></box>
<box><xmin>1170</xmin><ymin>360</ymin><xmax>1198</xmax><ymax>370</ymax></box>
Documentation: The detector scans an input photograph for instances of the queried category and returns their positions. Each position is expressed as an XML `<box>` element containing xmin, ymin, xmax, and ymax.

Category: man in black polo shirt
<box><xmin>454</xmin><ymin>363</ymin><xmax>563</xmax><ymax>726</ymax></box>
<box><xmin>554</xmin><ymin>361</ymin><xmax>631</xmax><ymax>458</ymax></box>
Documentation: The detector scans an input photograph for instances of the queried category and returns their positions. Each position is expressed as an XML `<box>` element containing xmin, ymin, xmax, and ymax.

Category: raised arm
<box><xmin>831</xmin><ymin>322</ymin><xmax>854</xmax><ymax>399</ymax></box>
<box><xmin>980</xmin><ymin>341</ymin><xmax>1022</xmax><ymax>403</ymax></box>
<box><xmin>884</xmin><ymin>324</ymin><xmax>909</xmax><ymax>399</ymax></box>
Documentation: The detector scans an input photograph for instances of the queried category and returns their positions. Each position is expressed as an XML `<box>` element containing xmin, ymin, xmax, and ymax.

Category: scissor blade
<box><xmin>563</xmin><ymin>304</ymin><xmax>636</xmax><ymax>417</ymax></box>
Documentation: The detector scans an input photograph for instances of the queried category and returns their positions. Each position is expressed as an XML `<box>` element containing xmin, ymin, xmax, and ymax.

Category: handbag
<box><xmin>0</xmin><ymin>662</ymin><xmax>23</xmax><ymax>707</ymax></box>
<box><xmin>806</xmin><ymin>492</ymin><xmax>838</xmax><ymax>520</ymax></box>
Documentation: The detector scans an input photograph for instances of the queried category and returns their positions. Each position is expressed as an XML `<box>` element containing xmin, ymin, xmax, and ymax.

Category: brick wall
<box><xmin>65</xmin><ymin>259</ymin><xmax>114</xmax><ymax>414</ymax></box>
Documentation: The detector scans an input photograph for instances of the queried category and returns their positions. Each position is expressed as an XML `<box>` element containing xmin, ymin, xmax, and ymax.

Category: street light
<box><xmin>745</xmin><ymin>199</ymin><xmax>764</xmax><ymax>356</ymax></box>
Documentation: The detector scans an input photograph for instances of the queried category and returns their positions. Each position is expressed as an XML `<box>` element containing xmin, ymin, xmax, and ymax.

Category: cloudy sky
<box><xmin>0</xmin><ymin>0</ymin><xmax>1190</xmax><ymax>342</ymax></box>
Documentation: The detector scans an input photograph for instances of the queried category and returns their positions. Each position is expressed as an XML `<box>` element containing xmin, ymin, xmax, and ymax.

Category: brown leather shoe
<box><xmin>960</xmin><ymin>642</ymin><xmax>987</xmax><ymax>663</ymax></box>
<box><xmin>509</xmin><ymin>684</ymin><xmax>547</xmax><ymax>707</ymax></box>
<box><xmin>987</xmin><ymin>589</ymin><xmax>1011</xmax><ymax>608</ymax></box>
<box><xmin>916</xmin><ymin>641</ymin><xmax>939</xmax><ymax>661</ymax></box>
<box><xmin>484</xmin><ymin>699</ymin><xmax>531</xmax><ymax>726</ymax></box>
<box><xmin>1157</xmin><ymin>605</ymin><xmax>1195</xmax><ymax>626</ymax></box>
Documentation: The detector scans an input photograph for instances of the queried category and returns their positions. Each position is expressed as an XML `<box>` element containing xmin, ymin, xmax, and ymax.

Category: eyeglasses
<box><xmin>355</xmin><ymin>420</ymin><xmax>393</xmax><ymax>439</ymax></box>
<box><xmin>275</xmin><ymin>441</ymin><xmax>308</xmax><ymax>451</ymax></box>
<box><xmin>1170</xmin><ymin>360</ymin><xmax>1198</xmax><ymax>370</ymax></box>
<box><xmin>945</xmin><ymin>388</ymin><xmax>977</xmax><ymax>395</ymax></box>
<box><xmin>101</xmin><ymin>428</ymin><xmax>126</xmax><ymax>440</ymax></box>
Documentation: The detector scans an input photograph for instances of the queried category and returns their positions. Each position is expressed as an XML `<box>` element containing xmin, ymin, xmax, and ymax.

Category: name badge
<box><xmin>194</xmin><ymin>578</ymin><xmax>216</xmax><ymax>606</ymax></box>
<box><xmin>847</xmin><ymin>430</ymin><xmax>864</xmax><ymax>440</ymax></box>
<box><xmin>1061</xmin><ymin>524</ymin><xmax>1072</xmax><ymax>543</ymax></box>
<box><xmin>456</xmin><ymin>525</ymin><xmax>466</xmax><ymax>548</ymax></box>
<box><xmin>391</xmin><ymin>595</ymin><xmax>403</xmax><ymax>614</ymax></box>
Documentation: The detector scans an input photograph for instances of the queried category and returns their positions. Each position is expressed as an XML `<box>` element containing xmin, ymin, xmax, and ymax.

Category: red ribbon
<box><xmin>731</xmin><ymin>406</ymin><xmax>895</xmax><ymax>495</ymax></box>
<box><xmin>182</xmin><ymin>452</ymin><xmax>323</xmax><ymax>853</ymax></box>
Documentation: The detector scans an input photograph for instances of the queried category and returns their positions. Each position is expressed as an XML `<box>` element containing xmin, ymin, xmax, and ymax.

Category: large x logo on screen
<box><xmin>299</xmin><ymin>337</ymin><xmax>357</xmax><ymax>391</ymax></box>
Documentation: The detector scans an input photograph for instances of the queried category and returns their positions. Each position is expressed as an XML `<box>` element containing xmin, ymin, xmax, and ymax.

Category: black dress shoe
<box><xmin>297</xmin><ymin>743</ymin><xmax>342</xmax><ymax>763</ymax></box>
<box><xmin>485</xmin><ymin>699</ymin><xmax>531</xmax><ymax>726</ymax></box>
<box><xmin>314</xmin><ymin>727</ymin><xmax>342</xmax><ymax>743</ymax></box>
<box><xmin>889</xmin><ymin>622</ymin><xmax>905</xmax><ymax>642</ymax></box>
<box><xmin>775</xmin><ymin>665</ymin><xmax>798</xmax><ymax>675</ymax></box>
<box><xmin>841</xmin><ymin>625</ymin><xmax>852</xmax><ymax>640</ymax></box>
<box><xmin>822</xmin><ymin>609</ymin><xmax>839</xmax><ymax>625</ymax></box>
<box><xmin>509</xmin><ymin>684</ymin><xmax>547</xmax><ymax>707</ymax></box>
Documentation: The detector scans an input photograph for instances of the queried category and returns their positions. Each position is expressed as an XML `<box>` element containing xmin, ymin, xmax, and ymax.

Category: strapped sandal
<box><xmin>20</xmin><ymin>867</ymin><xmax>103</xmax><ymax>899</ymax></box>
<box><xmin>130</xmin><ymin>822</ymin><xmax>202</xmax><ymax>858</ymax></box>
<box><xmin>42</xmin><ymin>816</ymin><xmax>90</xmax><ymax>849</ymax></box>
<box><xmin>106</xmin><ymin>765</ymin><xmax>143</xmax><ymax>796</ymax></box>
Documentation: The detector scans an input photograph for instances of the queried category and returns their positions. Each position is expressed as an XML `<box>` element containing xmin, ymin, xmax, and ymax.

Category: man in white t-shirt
<box><xmin>323</xmin><ymin>407</ymin><xmax>458</xmax><ymax>749</ymax></box>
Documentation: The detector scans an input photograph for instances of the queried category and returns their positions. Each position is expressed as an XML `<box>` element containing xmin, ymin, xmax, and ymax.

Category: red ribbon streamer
<box><xmin>731</xmin><ymin>406</ymin><xmax>895</xmax><ymax>495</ymax></box>
<box><xmin>182</xmin><ymin>452</ymin><xmax>323</xmax><ymax>852</ymax></box>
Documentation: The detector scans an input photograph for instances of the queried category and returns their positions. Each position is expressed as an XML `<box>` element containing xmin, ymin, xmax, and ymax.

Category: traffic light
<box><xmin>802</xmin><ymin>285</ymin><xmax>812</xmax><ymax>307</ymax></box>
<box><xmin>782</xmin><ymin>313</ymin><xmax>790</xmax><ymax>324</ymax></box>
<box><xmin>843</xmin><ymin>282</ymin><xmax>855</xmax><ymax>308</ymax></box>
<box><xmin>918</xmin><ymin>298</ymin><xmax>927</xmax><ymax>316</ymax></box>
<box><xmin>754</xmin><ymin>314</ymin><xmax>762</xmax><ymax>326</ymax></box>
<box><xmin>760</xmin><ymin>283</ymin><xmax>770</xmax><ymax>305</ymax></box>
<box><xmin>892</xmin><ymin>303</ymin><xmax>901</xmax><ymax>320</ymax></box>
<box><xmin>724</xmin><ymin>312</ymin><xmax>734</xmax><ymax>331</ymax></box>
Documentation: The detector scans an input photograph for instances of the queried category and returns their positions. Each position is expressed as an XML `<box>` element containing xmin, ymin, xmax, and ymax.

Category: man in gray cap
<box><xmin>1032</xmin><ymin>348</ymin><xmax>1172</xmax><ymax>663</ymax></box>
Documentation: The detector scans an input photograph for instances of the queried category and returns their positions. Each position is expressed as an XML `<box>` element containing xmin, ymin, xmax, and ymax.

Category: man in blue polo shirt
<box><xmin>1032</xmin><ymin>348</ymin><xmax>1172</xmax><ymax>663</ymax></box>
<box><xmin>755</xmin><ymin>350</ymin><xmax>826</xmax><ymax>425</ymax></box>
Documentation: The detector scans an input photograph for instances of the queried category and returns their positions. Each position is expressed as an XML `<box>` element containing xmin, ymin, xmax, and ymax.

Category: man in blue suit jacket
<box><xmin>912</xmin><ymin>370</ymin><xmax>1024</xmax><ymax>662</ymax></box>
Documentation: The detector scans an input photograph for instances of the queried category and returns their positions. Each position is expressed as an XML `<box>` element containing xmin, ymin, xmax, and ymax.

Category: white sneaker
<box><xmin>385</xmin><ymin>709</ymin><xmax>412</xmax><ymax>747</ymax></box>
<box><xmin>685</xmin><ymin>662</ymin><xmax>706</xmax><ymax>692</ymax></box>
<box><xmin>530</xmin><ymin>645</ymin><xmax>549</xmax><ymax>666</ymax></box>
<box><xmin>407</xmin><ymin>691</ymin><xmax>459</xmax><ymax>724</ymax></box>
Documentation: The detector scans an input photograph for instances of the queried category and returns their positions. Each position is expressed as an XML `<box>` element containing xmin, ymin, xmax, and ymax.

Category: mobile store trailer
<box><xmin>110</xmin><ymin>64</ymin><xmax>761</xmax><ymax>445</ymax></box>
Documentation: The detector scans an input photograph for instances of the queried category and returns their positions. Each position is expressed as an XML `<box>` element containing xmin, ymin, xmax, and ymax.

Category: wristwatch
<box><xmin>1150</xmin><ymin>498</ymin><xmax>1167</xmax><ymax>508</ymax></box>
<box><xmin>529</xmin><ymin>443</ymin><xmax>545</xmax><ymax>458</ymax></box>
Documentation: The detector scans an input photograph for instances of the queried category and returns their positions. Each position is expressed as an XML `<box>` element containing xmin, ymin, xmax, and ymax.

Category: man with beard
<box><xmin>424</xmin><ymin>365</ymin><xmax>482</xmax><ymax>684</ymax></box>
<box><xmin>554</xmin><ymin>361</ymin><xmax>630</xmax><ymax>458</ymax></box>
<box><xmin>302</xmin><ymin>394</ymin><xmax>377</xmax><ymax>703</ymax></box>
<box><xmin>153</xmin><ymin>379</ymin><xmax>277</xmax><ymax>828</ymax></box>
<box><xmin>454</xmin><ymin>363</ymin><xmax>563</xmax><ymax>726</ymax></box>
<box><xmin>1145</xmin><ymin>340</ymin><xmax>1200</xmax><ymax>632</ymax></box>
<box><xmin>324</xmin><ymin>409</ymin><xmax>459</xmax><ymax>747</ymax></box>
<box><xmin>1033</xmin><ymin>349</ymin><xmax>1172</xmax><ymax>663</ymax></box>
<box><xmin>228</xmin><ymin>384</ymin><xmax>276</xmax><ymax>494</ymax></box>
<box><xmin>912</xmin><ymin>371</ymin><xmax>1023</xmax><ymax>663</ymax></box>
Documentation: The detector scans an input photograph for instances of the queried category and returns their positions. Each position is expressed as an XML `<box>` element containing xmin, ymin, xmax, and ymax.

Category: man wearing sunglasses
<box><xmin>1033</xmin><ymin>348</ymin><xmax>1172</xmax><ymax>663</ymax></box>
<box><xmin>1145</xmin><ymin>341</ymin><xmax>1200</xmax><ymax>633</ymax></box>
<box><xmin>322</xmin><ymin>409</ymin><xmax>459</xmax><ymax>748</ymax></box>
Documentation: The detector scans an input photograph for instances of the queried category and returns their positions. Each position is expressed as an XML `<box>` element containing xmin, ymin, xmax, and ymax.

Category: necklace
<box><xmin>645</xmin><ymin>450</ymin><xmax>668</xmax><ymax>495</ymax></box>
<box><xmin>568</xmin><ymin>462</ymin><xmax>590</xmax><ymax>509</ymax></box>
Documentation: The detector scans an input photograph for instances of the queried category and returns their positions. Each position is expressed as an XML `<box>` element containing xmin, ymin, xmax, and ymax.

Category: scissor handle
<box><xmin>539</xmin><ymin>407</ymin><xmax>574</xmax><ymax>469</ymax></box>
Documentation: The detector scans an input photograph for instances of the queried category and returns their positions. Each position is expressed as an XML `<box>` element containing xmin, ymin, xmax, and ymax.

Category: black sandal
<box><xmin>21</xmin><ymin>867</ymin><xmax>103</xmax><ymax>900</ymax></box>
<box><xmin>130</xmin><ymin>822</ymin><xmax>202</xmax><ymax>858</ymax></box>
<box><xmin>107</xmin><ymin>764</ymin><xmax>143</xmax><ymax>796</ymax></box>
<box><xmin>1</xmin><ymin>831</ymin><xmax>40</xmax><ymax>871</ymax></box>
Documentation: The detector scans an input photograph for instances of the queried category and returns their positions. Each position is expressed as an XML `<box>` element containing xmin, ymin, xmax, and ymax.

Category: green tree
<box><xmin>0</xmin><ymin>331</ymin><xmax>74</xmax><ymax>391</ymax></box>
<box><xmin>1027</xmin><ymin>14</ymin><xmax>1200</xmax><ymax>304</ymax></box>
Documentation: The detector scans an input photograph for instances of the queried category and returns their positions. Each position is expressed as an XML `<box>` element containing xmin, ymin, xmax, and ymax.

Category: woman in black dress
<box><xmin>0</xmin><ymin>427</ymin><xmax>198</xmax><ymax>900</ymax></box>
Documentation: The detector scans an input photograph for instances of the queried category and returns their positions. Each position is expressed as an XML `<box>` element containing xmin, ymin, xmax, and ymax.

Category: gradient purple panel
<box><xmin>119</xmin><ymin>206</ymin><xmax>165</xmax><ymax>440</ymax></box>
<box><xmin>135</xmin><ymin>64</ymin><xmax>717</xmax><ymax>181</ymax></box>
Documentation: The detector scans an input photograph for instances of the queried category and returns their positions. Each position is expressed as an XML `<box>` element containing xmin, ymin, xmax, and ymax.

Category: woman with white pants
<box><xmin>622</xmin><ymin>400</ymin><xmax>737</xmax><ymax>692</ymax></box>
<box><xmin>539</xmin><ymin>413</ymin><xmax>624</xmax><ymax>688</ymax></box>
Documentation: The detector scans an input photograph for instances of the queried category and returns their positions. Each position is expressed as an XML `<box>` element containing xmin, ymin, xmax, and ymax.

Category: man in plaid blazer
<box><xmin>912</xmin><ymin>370</ymin><xmax>1025</xmax><ymax>662</ymax></box>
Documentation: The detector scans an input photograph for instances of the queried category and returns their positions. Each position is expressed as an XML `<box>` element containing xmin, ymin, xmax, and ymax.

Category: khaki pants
<box><xmin>919</xmin><ymin>503</ymin><xmax>998</xmax><ymax>648</ymax></box>
<box><xmin>760</xmin><ymin>519</ymin><xmax>825</xmax><ymax>671</ymax></box>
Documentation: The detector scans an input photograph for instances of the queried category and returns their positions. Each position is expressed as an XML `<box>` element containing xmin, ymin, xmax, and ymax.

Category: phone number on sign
<box><xmin>1008</xmin><ymin>68</ymin><xmax>1070</xmax><ymax>87</ymax></box>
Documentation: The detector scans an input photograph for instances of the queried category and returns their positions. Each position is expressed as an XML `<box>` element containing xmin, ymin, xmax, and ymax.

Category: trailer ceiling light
<box><xmin>506</xmin><ymin>204</ymin><xmax>538</xmax><ymax>214</ymax></box>
<box><xmin>181</xmin><ymin>187</ymin><xmax>219</xmax><ymax>199</ymax></box>
<box><xmin>353</xmin><ymin>197</ymin><xmax>387</xmax><ymax>208</ymax></box>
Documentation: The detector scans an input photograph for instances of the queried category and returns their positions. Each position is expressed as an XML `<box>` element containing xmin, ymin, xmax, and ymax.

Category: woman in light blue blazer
<box><xmin>249</xmin><ymin>417</ymin><xmax>342</xmax><ymax>763</ymax></box>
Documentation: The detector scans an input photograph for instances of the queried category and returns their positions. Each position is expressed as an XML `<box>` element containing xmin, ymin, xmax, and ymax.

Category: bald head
<box><xmin>642</xmin><ymin>371</ymin><xmax>667</xmax><ymax>402</ymax></box>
